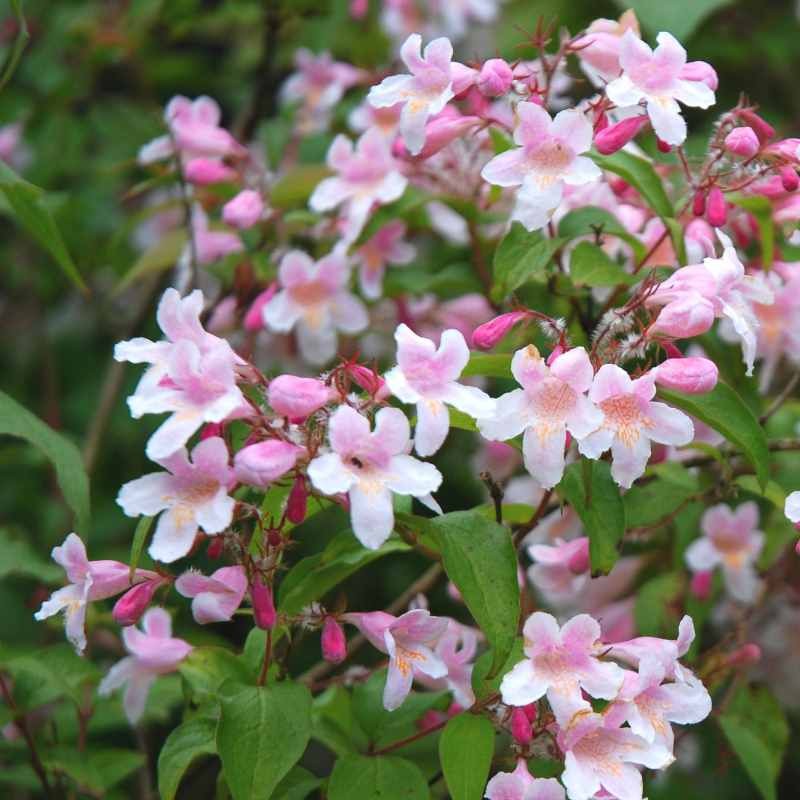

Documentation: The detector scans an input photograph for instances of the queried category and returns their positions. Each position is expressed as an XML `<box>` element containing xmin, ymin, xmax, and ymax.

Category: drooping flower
<box><xmin>500</xmin><ymin>612</ymin><xmax>626</xmax><ymax>726</ymax></box>
<box><xmin>307</xmin><ymin>405</ymin><xmax>442</xmax><ymax>549</ymax></box>
<box><xmin>343</xmin><ymin>609</ymin><xmax>448</xmax><ymax>710</ymax></box>
<box><xmin>117</xmin><ymin>437</ymin><xmax>236</xmax><ymax>564</ymax></box>
<box><xmin>608</xmin><ymin>615</ymin><xmax>696</xmax><ymax>682</ymax></box>
<box><xmin>481</xmin><ymin>102</ymin><xmax>601</xmax><ymax>231</ymax></box>
<box><xmin>310</xmin><ymin>129</ymin><xmax>408</xmax><ymax>243</ymax></box>
<box><xmin>385</xmin><ymin>323</ymin><xmax>495</xmax><ymax>457</ymax></box>
<box><xmin>605</xmin><ymin>31</ymin><xmax>716</xmax><ymax>146</ymax></box>
<box><xmin>34</xmin><ymin>533</ymin><xmax>157</xmax><ymax>654</ymax></box>
<box><xmin>577</xmin><ymin>365</ymin><xmax>694</xmax><ymax>488</ymax></box>
<box><xmin>414</xmin><ymin>620</ymin><xmax>480</xmax><ymax>708</ymax></box>
<box><xmin>262</xmin><ymin>250</ymin><xmax>369</xmax><ymax>365</ymax></box>
<box><xmin>98</xmin><ymin>608</ymin><xmax>192</xmax><ymax>724</ymax></box>
<box><xmin>685</xmin><ymin>502</ymin><xmax>764</xmax><ymax>604</ymax></box>
<box><xmin>175</xmin><ymin>565</ymin><xmax>247</xmax><ymax>624</ymax></box>
<box><xmin>354</xmin><ymin>221</ymin><xmax>416</xmax><ymax>299</ymax></box>
<box><xmin>484</xmin><ymin>758</ymin><xmax>566</xmax><ymax>800</ymax></box>
<box><xmin>478</xmin><ymin>346</ymin><xmax>602</xmax><ymax>489</ymax></box>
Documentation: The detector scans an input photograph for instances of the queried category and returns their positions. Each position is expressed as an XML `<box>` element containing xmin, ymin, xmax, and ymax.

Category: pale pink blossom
<box><xmin>481</xmin><ymin>102</ymin><xmax>601</xmax><ymax>231</ymax></box>
<box><xmin>385</xmin><ymin>324</ymin><xmax>495</xmax><ymax>457</ymax></box>
<box><xmin>609</xmin><ymin>615</ymin><xmax>696</xmax><ymax>682</ymax></box>
<box><xmin>354</xmin><ymin>221</ymin><xmax>416</xmax><ymax>299</ymax></box>
<box><xmin>414</xmin><ymin>620</ymin><xmax>480</xmax><ymax>707</ymax></box>
<box><xmin>222</xmin><ymin>189</ymin><xmax>265</xmax><ymax>230</ymax></box>
<box><xmin>175</xmin><ymin>565</ymin><xmax>247</xmax><ymax>624</ymax></box>
<box><xmin>34</xmin><ymin>533</ymin><xmax>157</xmax><ymax>654</ymax></box>
<box><xmin>115</xmin><ymin>288</ymin><xmax>247</xmax><ymax>460</ymax></box>
<box><xmin>527</xmin><ymin>537</ymin><xmax>590</xmax><ymax>606</ymax></box>
<box><xmin>573</xmin><ymin>11</ymin><xmax>640</xmax><ymax>86</ymax></box>
<box><xmin>184</xmin><ymin>206</ymin><xmax>244</xmax><ymax>266</ymax></box>
<box><xmin>343</xmin><ymin>609</ymin><xmax>448</xmax><ymax>710</ymax></box>
<box><xmin>98</xmin><ymin>608</ymin><xmax>192</xmax><ymax>724</ymax></box>
<box><xmin>262</xmin><ymin>250</ymin><xmax>369</xmax><ymax>365</ymax></box>
<box><xmin>685</xmin><ymin>502</ymin><xmax>764</xmax><ymax>604</ymax></box>
<box><xmin>577</xmin><ymin>366</ymin><xmax>693</xmax><ymax>488</ymax></box>
<box><xmin>234</xmin><ymin>440</ymin><xmax>304</xmax><ymax>487</ymax></box>
<box><xmin>307</xmin><ymin>405</ymin><xmax>442</xmax><ymax>549</ymax></box>
<box><xmin>408</xmin><ymin>293</ymin><xmax>494</xmax><ymax>343</ymax></box>
<box><xmin>485</xmin><ymin>758</ymin><xmax>565</xmax><ymax>800</ymax></box>
<box><xmin>605</xmin><ymin>31</ymin><xmax>716</xmax><ymax>146</ymax></box>
<box><xmin>117</xmin><ymin>437</ymin><xmax>236</xmax><ymax>564</ymax></box>
<box><xmin>478</xmin><ymin>346</ymin><xmax>602</xmax><ymax>489</ymax></box>
<box><xmin>349</xmin><ymin>99</ymin><xmax>403</xmax><ymax>140</ymax></box>
<box><xmin>500</xmin><ymin>612</ymin><xmax>626</xmax><ymax>725</ymax></box>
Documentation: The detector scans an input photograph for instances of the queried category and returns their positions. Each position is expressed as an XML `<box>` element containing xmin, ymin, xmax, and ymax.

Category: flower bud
<box><xmin>692</xmin><ymin>190</ymin><xmax>706</xmax><ymax>217</ymax></box>
<box><xmin>346</xmin><ymin>362</ymin><xmax>388</xmax><ymax>399</ymax></box>
<box><xmin>184</xmin><ymin>157</ymin><xmax>237</xmax><ymax>185</ymax></box>
<box><xmin>287</xmin><ymin>475</ymin><xmax>308</xmax><ymax>525</ymax></box>
<box><xmin>737</xmin><ymin>109</ymin><xmax>775</xmax><ymax>143</ymax></box>
<box><xmin>656</xmin><ymin>137</ymin><xmax>671</xmax><ymax>154</ymax></box>
<box><xmin>763</xmin><ymin>137</ymin><xmax>800</xmax><ymax>163</ymax></box>
<box><xmin>244</xmin><ymin>284</ymin><xmax>277</xmax><ymax>332</ymax></box>
<box><xmin>207</xmin><ymin>537</ymin><xmax>224</xmax><ymax>559</ymax></box>
<box><xmin>593</xmin><ymin>115</ymin><xmax>649</xmax><ymax>155</ymax></box>
<box><xmin>690</xmin><ymin>570</ymin><xmax>713</xmax><ymax>601</ymax></box>
<box><xmin>780</xmin><ymin>165</ymin><xmax>799</xmax><ymax>192</ymax></box>
<box><xmin>651</xmin><ymin>297</ymin><xmax>716</xmax><ymax>339</ymax></box>
<box><xmin>654</xmin><ymin>357</ymin><xmax>718</xmax><ymax>394</ymax></box>
<box><xmin>112</xmin><ymin>579</ymin><xmax>163</xmax><ymax>627</ymax></box>
<box><xmin>412</xmin><ymin>114</ymin><xmax>481</xmax><ymax>159</ymax></box>
<box><xmin>200</xmin><ymin>422</ymin><xmax>224</xmax><ymax>441</ymax></box>
<box><xmin>510</xmin><ymin>707</ymin><xmax>533</xmax><ymax>745</ymax></box>
<box><xmin>476</xmin><ymin>58</ymin><xmax>513</xmax><ymax>97</ymax></box>
<box><xmin>706</xmin><ymin>186</ymin><xmax>727</xmax><ymax>227</ymax></box>
<box><xmin>724</xmin><ymin>126</ymin><xmax>759</xmax><ymax>158</ymax></box>
<box><xmin>680</xmin><ymin>60</ymin><xmax>718</xmax><ymax>91</ymax></box>
<box><xmin>471</xmin><ymin>311</ymin><xmax>529</xmax><ymax>350</ymax></box>
<box><xmin>222</xmin><ymin>189</ymin><xmax>265</xmax><ymax>230</ymax></box>
<box><xmin>234</xmin><ymin>440</ymin><xmax>303</xmax><ymax>488</ymax></box>
<box><xmin>567</xmin><ymin>539</ymin><xmax>590</xmax><ymax>575</ymax></box>
<box><xmin>522</xmin><ymin>703</ymin><xmax>537</xmax><ymax>724</ymax></box>
<box><xmin>726</xmin><ymin>643</ymin><xmax>761</xmax><ymax>668</ymax></box>
<box><xmin>321</xmin><ymin>617</ymin><xmax>347</xmax><ymax>663</ymax></box>
<box><xmin>349</xmin><ymin>0</ymin><xmax>368</xmax><ymax>19</ymax></box>
<box><xmin>268</xmin><ymin>374</ymin><xmax>333</xmax><ymax>420</ymax></box>
<box><xmin>251</xmin><ymin>577</ymin><xmax>276</xmax><ymax>630</ymax></box>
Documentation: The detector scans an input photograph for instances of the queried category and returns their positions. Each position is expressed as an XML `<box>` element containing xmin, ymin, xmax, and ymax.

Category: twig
<box><xmin>512</xmin><ymin>489</ymin><xmax>555</xmax><ymax>548</ymax></box>
<box><xmin>760</xmin><ymin>371</ymin><xmax>800</xmax><ymax>424</ymax></box>
<box><xmin>480</xmin><ymin>471</ymin><xmax>504</xmax><ymax>524</ymax></box>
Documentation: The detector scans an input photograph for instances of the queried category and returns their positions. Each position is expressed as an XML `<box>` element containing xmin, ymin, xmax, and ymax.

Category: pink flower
<box><xmin>559</xmin><ymin>712</ymin><xmax>673</xmax><ymax>800</ymax></box>
<box><xmin>183</xmin><ymin>157</ymin><xmax>237</xmax><ymax>185</ymax></box>
<box><xmin>307</xmin><ymin>406</ymin><xmax>442</xmax><ymax>549</ymax></box>
<box><xmin>354</xmin><ymin>221</ymin><xmax>416</xmax><ymax>299</ymax></box>
<box><xmin>413</xmin><ymin>620</ymin><xmax>480</xmax><ymax>707</ymax></box>
<box><xmin>175</xmin><ymin>565</ymin><xmax>247</xmax><ymax>624</ymax></box>
<box><xmin>485</xmin><ymin>759</ymin><xmax>565</xmax><ymax>800</ymax></box>
<box><xmin>98</xmin><ymin>608</ymin><xmax>192</xmax><ymax>724</ymax></box>
<box><xmin>478</xmin><ymin>346</ymin><xmax>603</xmax><ymax>489</ymax></box>
<box><xmin>573</xmin><ymin>11</ymin><xmax>640</xmax><ymax>86</ymax></box>
<box><xmin>481</xmin><ymin>102</ymin><xmax>601</xmax><ymax>231</ymax></box>
<box><xmin>262</xmin><ymin>250</ymin><xmax>369</xmax><ymax>365</ymax></box>
<box><xmin>234</xmin><ymin>440</ymin><xmax>304</xmax><ymax>487</ymax></box>
<box><xmin>310</xmin><ymin>129</ymin><xmax>408</xmax><ymax>243</ymax></box>
<box><xmin>251</xmin><ymin>578</ymin><xmax>277</xmax><ymax>630</ymax></box>
<box><xmin>385</xmin><ymin>323</ymin><xmax>495</xmax><ymax>457</ymax></box>
<box><xmin>343</xmin><ymin>609</ymin><xmax>448</xmax><ymax>710</ymax></box>
<box><xmin>471</xmin><ymin>311</ymin><xmax>530</xmax><ymax>350</ymax></box>
<box><xmin>34</xmin><ymin>533</ymin><xmax>157</xmax><ymax>654</ymax></box>
<box><xmin>117</xmin><ymin>437</ymin><xmax>236</xmax><ymax>564</ymax></box>
<box><xmin>368</xmin><ymin>34</ymin><xmax>458</xmax><ymax>156</ymax></box>
<box><xmin>115</xmin><ymin>288</ymin><xmax>247</xmax><ymax>460</ymax></box>
<box><xmin>348</xmin><ymin>99</ymin><xmax>403</xmax><ymax>140</ymax></box>
<box><xmin>608</xmin><ymin>615</ymin><xmax>696</xmax><ymax>682</ymax></box>
<box><xmin>527</xmin><ymin>537</ymin><xmax>591</xmax><ymax>606</ymax></box>
<box><xmin>685</xmin><ymin>502</ymin><xmax>764</xmax><ymax>604</ymax></box>
<box><xmin>267</xmin><ymin>374</ymin><xmax>334</xmax><ymax>420</ymax></box>
<box><xmin>186</xmin><ymin>206</ymin><xmax>244</xmax><ymax>266</ymax></box>
<box><xmin>577</xmin><ymin>366</ymin><xmax>693</xmax><ymax>488</ymax></box>
<box><xmin>500</xmin><ymin>612</ymin><xmax>626</xmax><ymax>726</ymax></box>
<box><xmin>243</xmin><ymin>285</ymin><xmax>277</xmax><ymax>332</ymax></box>
<box><xmin>222</xmin><ymin>189</ymin><xmax>265</xmax><ymax>230</ymax></box>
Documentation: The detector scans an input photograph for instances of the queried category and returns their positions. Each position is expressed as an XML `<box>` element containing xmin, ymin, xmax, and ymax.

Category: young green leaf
<box><xmin>327</xmin><ymin>754</ymin><xmax>430</xmax><ymax>800</ymax></box>
<box><xmin>616</xmin><ymin>0</ymin><xmax>736</xmax><ymax>42</ymax></box>
<box><xmin>128</xmin><ymin>515</ymin><xmax>153</xmax><ymax>581</ymax></box>
<box><xmin>569</xmin><ymin>241</ymin><xmax>638</xmax><ymax>287</ymax></box>
<box><xmin>43</xmin><ymin>747</ymin><xmax>143</xmax><ymax>795</ymax></box>
<box><xmin>557</xmin><ymin>206</ymin><xmax>646</xmax><ymax>262</ymax></box>
<box><xmin>157</xmin><ymin>715</ymin><xmax>217</xmax><ymax>800</ymax></box>
<box><xmin>492</xmin><ymin>223</ymin><xmax>564</xmax><ymax>300</ymax></box>
<box><xmin>591</xmin><ymin>151</ymin><xmax>674</xmax><ymax>219</ymax></box>
<box><xmin>439</xmin><ymin>714</ymin><xmax>495</xmax><ymax>800</ymax></box>
<box><xmin>462</xmin><ymin>352</ymin><xmax>513</xmax><ymax>379</ymax></box>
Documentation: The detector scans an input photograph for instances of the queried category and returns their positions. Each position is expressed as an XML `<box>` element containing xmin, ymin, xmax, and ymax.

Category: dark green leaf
<box><xmin>439</xmin><ymin>714</ymin><xmax>495</xmax><ymax>800</ymax></box>
<box><xmin>471</xmin><ymin>638</ymin><xmax>524</xmax><ymax>702</ymax></box>
<box><xmin>634</xmin><ymin>573</ymin><xmax>682</xmax><ymax>636</ymax></box>
<box><xmin>0</xmin><ymin>0</ymin><xmax>29</xmax><ymax>92</ymax></box>
<box><xmin>0</xmin><ymin>528</ymin><xmax>61</xmax><ymax>582</ymax></box>
<box><xmin>624</xmin><ymin>462</ymin><xmax>700</xmax><ymax>528</ymax></box>
<box><xmin>44</xmin><ymin>747</ymin><xmax>143</xmax><ymax>794</ymax></box>
<box><xmin>731</xmin><ymin>195</ymin><xmax>774</xmax><ymax>268</ymax></box>
<box><xmin>569</xmin><ymin>241</ymin><xmax>638</xmax><ymax>287</ymax></box>
<box><xmin>462</xmin><ymin>353</ymin><xmax>513</xmax><ymax>379</ymax></box>
<box><xmin>492</xmin><ymin>224</ymin><xmax>564</xmax><ymax>300</ymax></box>
<box><xmin>614</xmin><ymin>0</ymin><xmax>735</xmax><ymax>40</ymax></box>
<box><xmin>557</xmin><ymin>206</ymin><xmax>646</xmax><ymax>262</ymax></box>
<box><xmin>591</xmin><ymin>151</ymin><xmax>673</xmax><ymax>219</ymax></box>
<box><xmin>128</xmin><ymin>515</ymin><xmax>153</xmax><ymax>581</ymax></box>
<box><xmin>179</xmin><ymin>647</ymin><xmax>253</xmax><ymax>703</ymax></box>
<box><xmin>157</xmin><ymin>715</ymin><xmax>217</xmax><ymax>800</ymax></box>
<box><xmin>273</xmin><ymin>766</ymin><xmax>322</xmax><ymax>800</ymax></box>
<box><xmin>327</xmin><ymin>754</ymin><xmax>430</xmax><ymax>800</ymax></box>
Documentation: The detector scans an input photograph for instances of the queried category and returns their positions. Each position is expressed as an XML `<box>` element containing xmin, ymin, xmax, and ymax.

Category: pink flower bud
<box><xmin>287</xmin><ymin>475</ymin><xmax>308</xmax><ymax>524</ymax></box>
<box><xmin>737</xmin><ymin>110</ymin><xmax>775</xmax><ymax>143</ymax></box>
<box><xmin>654</xmin><ymin>357</ymin><xmax>718</xmax><ymax>394</ymax></box>
<box><xmin>594</xmin><ymin>115</ymin><xmax>649</xmax><ymax>156</ymax></box>
<box><xmin>412</xmin><ymin>114</ymin><xmax>481</xmax><ymax>159</ymax></box>
<box><xmin>471</xmin><ymin>311</ymin><xmax>529</xmax><ymax>350</ymax></box>
<box><xmin>545</xmin><ymin>344</ymin><xmax>565</xmax><ymax>366</ymax></box>
<box><xmin>680</xmin><ymin>60</ymin><xmax>718</xmax><ymax>91</ymax></box>
<box><xmin>567</xmin><ymin>539</ymin><xmax>590</xmax><ymax>575</ymax></box>
<box><xmin>184</xmin><ymin>157</ymin><xmax>237</xmax><ymax>185</ymax></box>
<box><xmin>417</xmin><ymin>709</ymin><xmax>446</xmax><ymax>731</ymax></box>
<box><xmin>222</xmin><ymin>189</ymin><xmax>264</xmax><ymax>230</ymax></box>
<box><xmin>207</xmin><ymin>537</ymin><xmax>224</xmax><ymax>559</ymax></box>
<box><xmin>724</xmin><ymin>127</ymin><xmax>760</xmax><ymax>158</ymax></box>
<box><xmin>267</xmin><ymin>374</ymin><xmax>333</xmax><ymax>420</ymax></box>
<box><xmin>780</xmin><ymin>165</ymin><xmax>799</xmax><ymax>192</ymax></box>
<box><xmin>690</xmin><ymin>570</ymin><xmax>713</xmax><ymax>601</ymax></box>
<box><xmin>251</xmin><ymin>578</ymin><xmax>276</xmax><ymax>630</ymax></box>
<box><xmin>706</xmin><ymin>186</ymin><xmax>727</xmax><ymax>227</ymax></box>
<box><xmin>200</xmin><ymin>422</ymin><xmax>224</xmax><ymax>441</ymax></box>
<box><xmin>476</xmin><ymin>58</ymin><xmax>513</xmax><ymax>97</ymax></box>
<box><xmin>244</xmin><ymin>284</ymin><xmax>277</xmax><ymax>332</ymax></box>
<box><xmin>321</xmin><ymin>617</ymin><xmax>347</xmax><ymax>663</ymax></box>
<box><xmin>234</xmin><ymin>440</ymin><xmax>303</xmax><ymax>488</ymax></box>
<box><xmin>651</xmin><ymin>297</ymin><xmax>716</xmax><ymax>338</ymax></box>
<box><xmin>656</xmin><ymin>138</ymin><xmax>671</xmax><ymax>154</ymax></box>
<box><xmin>112</xmin><ymin>579</ymin><xmax>163</xmax><ymax>627</ymax></box>
<box><xmin>763</xmin><ymin>137</ymin><xmax>800</xmax><ymax>163</ymax></box>
<box><xmin>349</xmin><ymin>0</ymin><xmax>368</xmax><ymax>19</ymax></box>
<box><xmin>522</xmin><ymin>703</ymin><xmax>537</xmax><ymax>723</ymax></box>
<box><xmin>510</xmin><ymin>707</ymin><xmax>533</xmax><ymax>745</ymax></box>
<box><xmin>726</xmin><ymin>643</ymin><xmax>761</xmax><ymax>667</ymax></box>
<box><xmin>346</xmin><ymin>362</ymin><xmax>386</xmax><ymax>397</ymax></box>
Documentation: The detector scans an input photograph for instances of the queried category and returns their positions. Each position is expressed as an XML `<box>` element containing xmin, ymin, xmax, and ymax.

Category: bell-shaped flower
<box><xmin>368</xmin><ymin>34</ymin><xmax>457</xmax><ymax>156</ymax></box>
<box><xmin>559</xmin><ymin>712</ymin><xmax>673</xmax><ymax>800</ymax></box>
<box><xmin>175</xmin><ymin>565</ymin><xmax>247</xmax><ymax>624</ymax></box>
<box><xmin>577</xmin><ymin>366</ymin><xmax>693</xmax><ymax>488</ymax></box>
<box><xmin>385</xmin><ymin>323</ymin><xmax>495</xmax><ymax>457</ymax></box>
<box><xmin>98</xmin><ymin>608</ymin><xmax>192</xmax><ymax>724</ymax></box>
<box><xmin>343</xmin><ymin>609</ymin><xmax>448</xmax><ymax>710</ymax></box>
<box><xmin>117</xmin><ymin>437</ymin><xmax>236</xmax><ymax>564</ymax></box>
<box><xmin>500</xmin><ymin>612</ymin><xmax>626</xmax><ymax>726</ymax></box>
<box><xmin>34</xmin><ymin>533</ymin><xmax>157</xmax><ymax>654</ymax></box>
<box><xmin>413</xmin><ymin>620</ymin><xmax>480</xmax><ymax>708</ymax></box>
<box><xmin>262</xmin><ymin>250</ymin><xmax>369</xmax><ymax>365</ymax></box>
<box><xmin>310</xmin><ymin>129</ymin><xmax>408</xmax><ymax>243</ymax></box>
<box><xmin>478</xmin><ymin>346</ymin><xmax>602</xmax><ymax>489</ymax></box>
<box><xmin>485</xmin><ymin>758</ymin><xmax>566</xmax><ymax>800</ymax></box>
<box><xmin>527</xmin><ymin>537</ymin><xmax>591</xmax><ymax>606</ymax></box>
<box><xmin>685</xmin><ymin>502</ymin><xmax>763</xmax><ymax>604</ymax></box>
<box><xmin>605</xmin><ymin>31</ymin><xmax>715</xmax><ymax>146</ymax></box>
<box><xmin>308</xmin><ymin>405</ymin><xmax>442</xmax><ymax>549</ymax></box>
<box><xmin>481</xmin><ymin>102</ymin><xmax>601</xmax><ymax>231</ymax></box>
<box><xmin>608</xmin><ymin>615</ymin><xmax>696</xmax><ymax>682</ymax></box>
<box><xmin>354</xmin><ymin>221</ymin><xmax>416</xmax><ymax>299</ymax></box>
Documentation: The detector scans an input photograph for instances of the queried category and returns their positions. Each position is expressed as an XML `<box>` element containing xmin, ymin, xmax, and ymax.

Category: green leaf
<box><xmin>735</xmin><ymin>475</ymin><xmax>786</xmax><ymax>509</ymax></box>
<box><xmin>278</xmin><ymin>531</ymin><xmax>410</xmax><ymax>615</ymax></box>
<box><xmin>0</xmin><ymin>161</ymin><xmax>85</xmax><ymax>292</ymax></box>
<box><xmin>471</xmin><ymin>637</ymin><xmax>524</xmax><ymax>702</ymax></box>
<box><xmin>591</xmin><ymin>151</ymin><xmax>674</xmax><ymax>219</ymax></box>
<box><xmin>418</xmin><ymin>510</ymin><xmax>519</xmax><ymax>674</ymax></box>
<box><xmin>128</xmin><ymin>515</ymin><xmax>153</xmax><ymax>580</ymax></box>
<box><xmin>328</xmin><ymin>754</ymin><xmax>430</xmax><ymax>800</ymax></box>
<box><xmin>719</xmin><ymin>685</ymin><xmax>789</xmax><ymax>800</ymax></box>
<box><xmin>624</xmin><ymin>463</ymin><xmax>700</xmax><ymax>528</ymax></box>
<box><xmin>0</xmin><ymin>528</ymin><xmax>61</xmax><ymax>582</ymax></box>
<box><xmin>558</xmin><ymin>459</ymin><xmax>625</xmax><ymax>574</ymax></box>
<box><xmin>557</xmin><ymin>206</ymin><xmax>646</xmax><ymax>262</ymax></box>
<box><xmin>45</xmin><ymin>748</ymin><xmax>143</xmax><ymax>794</ymax></box>
<box><xmin>271</xmin><ymin>164</ymin><xmax>331</xmax><ymax>209</ymax></box>
<box><xmin>113</xmin><ymin>228</ymin><xmax>186</xmax><ymax>295</ymax></box>
<box><xmin>312</xmin><ymin>686</ymin><xmax>368</xmax><ymax>756</ymax></box>
<box><xmin>179</xmin><ymin>647</ymin><xmax>253</xmax><ymax>703</ymax></box>
<box><xmin>569</xmin><ymin>241</ymin><xmax>638</xmax><ymax>287</ymax></box>
<box><xmin>731</xmin><ymin>195</ymin><xmax>774</xmax><ymax>268</ymax></box>
<box><xmin>0</xmin><ymin>0</ymin><xmax>29</xmax><ymax>92</ymax></box>
<box><xmin>439</xmin><ymin>714</ymin><xmax>495</xmax><ymax>800</ymax></box>
<box><xmin>662</xmin><ymin>216</ymin><xmax>688</xmax><ymax>265</ymax></box>
<box><xmin>614</xmin><ymin>0</ymin><xmax>734</xmax><ymax>40</ymax></box>
<box><xmin>273</xmin><ymin>766</ymin><xmax>322</xmax><ymax>800</ymax></box>
<box><xmin>157</xmin><ymin>715</ymin><xmax>217</xmax><ymax>800</ymax></box>
<box><xmin>0</xmin><ymin>390</ymin><xmax>90</xmax><ymax>535</ymax></box>
<box><xmin>217</xmin><ymin>680</ymin><xmax>312</xmax><ymax>800</ymax></box>
<box><xmin>492</xmin><ymin>224</ymin><xmax>564</xmax><ymax>300</ymax></box>
<box><xmin>462</xmin><ymin>352</ymin><xmax>513</xmax><ymax>379</ymax></box>
<box><xmin>634</xmin><ymin>572</ymin><xmax>682</xmax><ymax>636</ymax></box>
<box><xmin>658</xmin><ymin>383</ymin><xmax>770</xmax><ymax>488</ymax></box>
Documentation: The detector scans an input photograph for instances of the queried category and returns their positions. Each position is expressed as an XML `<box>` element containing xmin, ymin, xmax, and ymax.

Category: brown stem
<box><xmin>760</xmin><ymin>372</ymin><xmax>800</xmax><ymax>424</ymax></box>
<box><xmin>512</xmin><ymin>489</ymin><xmax>555</xmax><ymax>548</ymax></box>
<box><xmin>480</xmin><ymin>471</ymin><xmax>504</xmax><ymax>524</ymax></box>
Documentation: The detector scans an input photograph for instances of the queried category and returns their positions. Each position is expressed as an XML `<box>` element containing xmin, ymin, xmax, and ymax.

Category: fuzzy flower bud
<box><xmin>510</xmin><ymin>707</ymin><xmax>533</xmax><ymax>745</ymax></box>
<box><xmin>724</xmin><ymin>127</ymin><xmax>760</xmax><ymax>158</ymax></box>
<box><xmin>345</xmin><ymin>362</ymin><xmax>388</xmax><ymax>399</ymax></box>
<box><xmin>321</xmin><ymin>616</ymin><xmax>347</xmax><ymax>663</ymax></box>
<box><xmin>471</xmin><ymin>311</ymin><xmax>529</xmax><ymax>350</ymax></box>
<box><xmin>287</xmin><ymin>475</ymin><xmax>308</xmax><ymax>524</ymax></box>
<box><xmin>726</xmin><ymin>643</ymin><xmax>761</xmax><ymax>667</ymax></box>
<box><xmin>267</xmin><ymin>374</ymin><xmax>333</xmax><ymax>420</ymax></box>
<box><xmin>244</xmin><ymin>284</ymin><xmax>277</xmax><ymax>332</ymax></box>
<box><xmin>234</xmin><ymin>440</ymin><xmax>303</xmax><ymax>488</ymax></box>
<box><xmin>654</xmin><ymin>357</ymin><xmax>718</xmax><ymax>394</ymax></box>
<box><xmin>780</xmin><ymin>165</ymin><xmax>799</xmax><ymax>192</ymax></box>
<box><xmin>594</xmin><ymin>115</ymin><xmax>649</xmax><ymax>155</ymax></box>
<box><xmin>112</xmin><ymin>578</ymin><xmax>164</xmax><ymax>627</ymax></box>
<box><xmin>251</xmin><ymin>578</ymin><xmax>276</xmax><ymax>630</ymax></box>
<box><xmin>476</xmin><ymin>58</ymin><xmax>513</xmax><ymax>97</ymax></box>
<box><xmin>222</xmin><ymin>189</ymin><xmax>265</xmax><ymax>230</ymax></box>
<box><xmin>706</xmin><ymin>186</ymin><xmax>727</xmax><ymax>227</ymax></box>
<box><xmin>690</xmin><ymin>570</ymin><xmax>713</xmax><ymax>601</ymax></box>
<box><xmin>184</xmin><ymin>157</ymin><xmax>237</xmax><ymax>185</ymax></box>
<box><xmin>737</xmin><ymin>109</ymin><xmax>775</xmax><ymax>143</ymax></box>
<box><xmin>207</xmin><ymin>537</ymin><xmax>224</xmax><ymax>559</ymax></box>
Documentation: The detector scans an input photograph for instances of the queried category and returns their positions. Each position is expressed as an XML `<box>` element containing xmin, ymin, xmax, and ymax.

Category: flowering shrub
<box><xmin>5</xmin><ymin>2</ymin><xmax>800</xmax><ymax>799</ymax></box>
